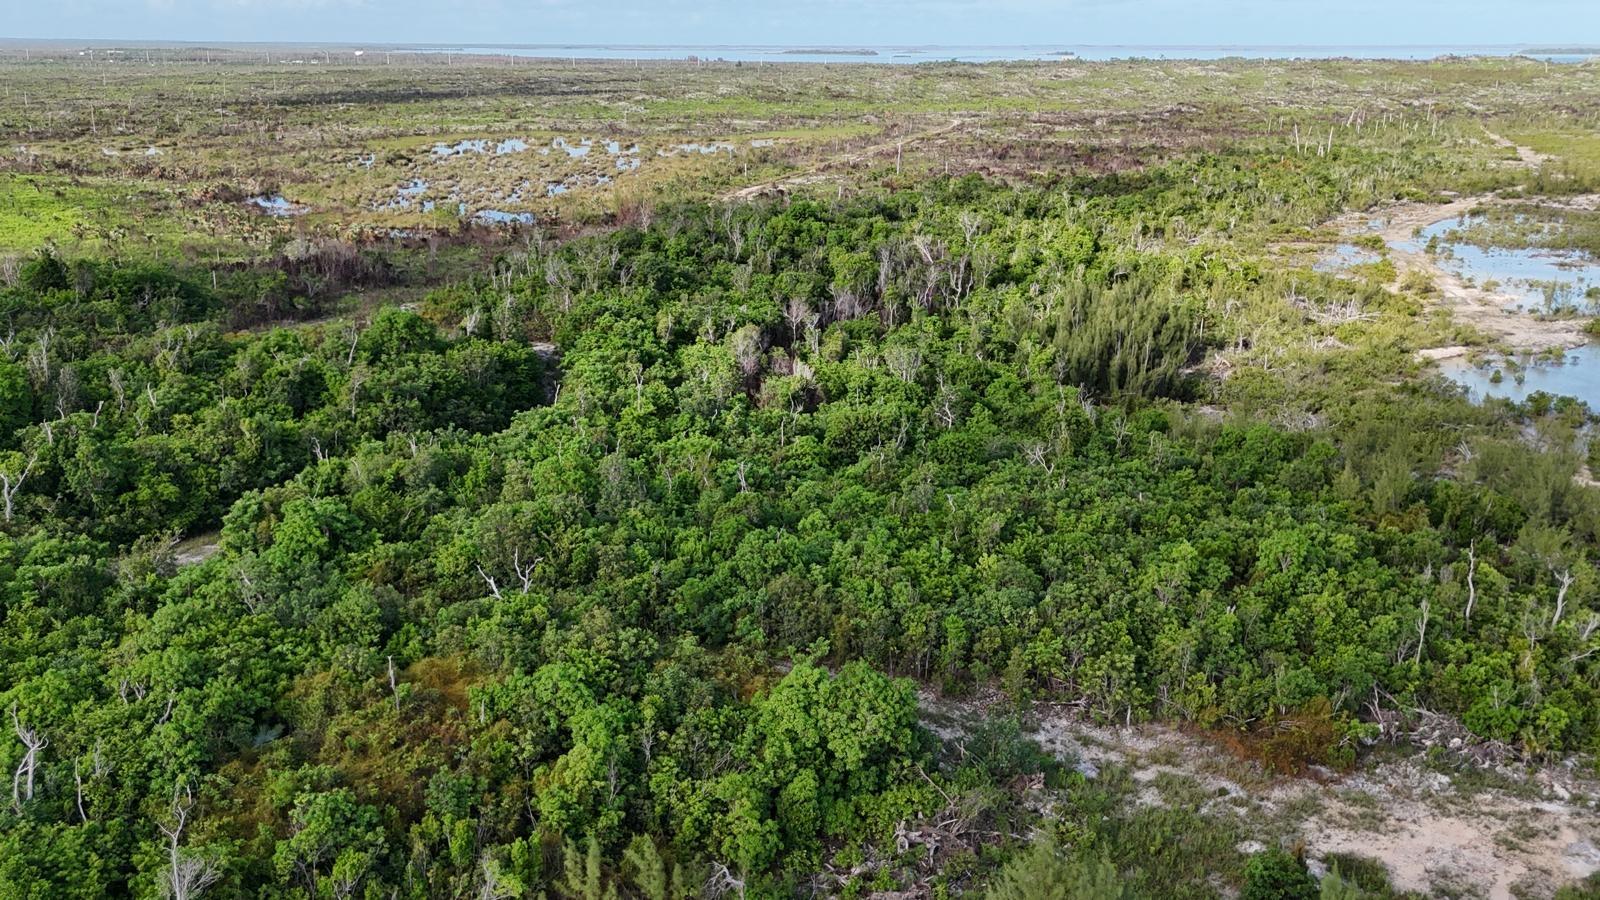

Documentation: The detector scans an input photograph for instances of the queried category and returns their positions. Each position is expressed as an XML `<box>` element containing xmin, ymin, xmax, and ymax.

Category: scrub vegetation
<box><xmin>3</xmin><ymin>49</ymin><xmax>1600</xmax><ymax>899</ymax></box>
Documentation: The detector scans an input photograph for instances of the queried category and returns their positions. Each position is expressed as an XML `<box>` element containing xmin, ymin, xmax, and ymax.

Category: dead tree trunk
<box><xmin>159</xmin><ymin>779</ymin><xmax>221</xmax><ymax>900</ymax></box>
<box><xmin>10</xmin><ymin>704</ymin><xmax>46</xmax><ymax>813</ymax></box>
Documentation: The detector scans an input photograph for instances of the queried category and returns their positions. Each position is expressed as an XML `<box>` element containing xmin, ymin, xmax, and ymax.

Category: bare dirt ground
<box><xmin>172</xmin><ymin>531</ymin><xmax>222</xmax><ymax>567</ymax></box>
<box><xmin>726</xmin><ymin>119</ymin><xmax>965</xmax><ymax>200</ymax></box>
<box><xmin>923</xmin><ymin>691</ymin><xmax>1600</xmax><ymax>899</ymax></box>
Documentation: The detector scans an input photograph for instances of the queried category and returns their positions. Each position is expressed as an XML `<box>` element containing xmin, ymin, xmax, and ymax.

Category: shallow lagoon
<box><xmin>1399</xmin><ymin>216</ymin><xmax>1600</xmax><ymax>313</ymax></box>
<box><xmin>1400</xmin><ymin>212</ymin><xmax>1600</xmax><ymax>406</ymax></box>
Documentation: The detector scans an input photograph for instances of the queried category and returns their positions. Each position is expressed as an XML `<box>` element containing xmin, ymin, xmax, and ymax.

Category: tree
<box><xmin>9</xmin><ymin>703</ymin><xmax>46</xmax><ymax>813</ymax></box>
<box><xmin>273</xmin><ymin>790</ymin><xmax>387</xmax><ymax>897</ymax></box>
<box><xmin>1242</xmin><ymin>848</ymin><xmax>1318</xmax><ymax>900</ymax></box>
<box><xmin>0</xmin><ymin>450</ymin><xmax>37</xmax><ymax>523</ymax></box>
<box><xmin>984</xmin><ymin>841</ymin><xmax>1126</xmax><ymax>900</ymax></box>
<box><xmin>157</xmin><ymin>779</ymin><xmax>222</xmax><ymax>900</ymax></box>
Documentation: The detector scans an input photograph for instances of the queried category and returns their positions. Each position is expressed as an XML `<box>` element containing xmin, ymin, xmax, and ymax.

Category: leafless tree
<box><xmin>1551</xmin><ymin>567</ymin><xmax>1574</xmax><ymax>627</ymax></box>
<box><xmin>10</xmin><ymin>703</ymin><xmax>46</xmax><ymax>813</ymax></box>
<box><xmin>54</xmin><ymin>364</ymin><xmax>81</xmax><ymax>419</ymax></box>
<box><xmin>628</xmin><ymin>356</ymin><xmax>646</xmax><ymax>408</ymax></box>
<box><xmin>235</xmin><ymin>569</ymin><xmax>265</xmax><ymax>614</ymax></box>
<box><xmin>1413</xmin><ymin>598</ymin><xmax>1430</xmax><ymax>666</ymax></box>
<box><xmin>118</xmin><ymin>677</ymin><xmax>148</xmax><ymax>704</ymax></box>
<box><xmin>0</xmin><ymin>451</ymin><xmax>37</xmax><ymax>522</ymax></box>
<box><xmin>509</xmin><ymin>549</ymin><xmax>541</xmax><ymax>594</ymax></box>
<box><xmin>884</xmin><ymin>346</ymin><xmax>922</xmax><ymax>384</ymax></box>
<box><xmin>387</xmin><ymin>656</ymin><xmax>401</xmax><ymax>712</ymax></box>
<box><xmin>1571</xmin><ymin>612</ymin><xmax>1600</xmax><ymax>663</ymax></box>
<box><xmin>782</xmin><ymin>297</ymin><xmax>813</xmax><ymax>346</ymax></box>
<box><xmin>934</xmin><ymin>375</ymin><xmax>958</xmax><ymax>429</ymax></box>
<box><xmin>157</xmin><ymin>691</ymin><xmax>177</xmax><ymax>725</ymax></box>
<box><xmin>108</xmin><ymin>367</ymin><xmax>128</xmax><ymax>413</ymax></box>
<box><xmin>1464</xmin><ymin>542</ymin><xmax>1478</xmax><ymax>624</ymax></box>
<box><xmin>477</xmin><ymin>855</ymin><xmax>517</xmax><ymax>900</ymax></box>
<box><xmin>72</xmin><ymin>756</ymin><xmax>89</xmax><ymax>822</ymax></box>
<box><xmin>347</xmin><ymin>368</ymin><xmax>366</xmax><ymax>419</ymax></box>
<box><xmin>24</xmin><ymin>328</ymin><xmax>52</xmax><ymax>388</ymax></box>
<box><xmin>476</xmin><ymin>563</ymin><xmax>502</xmax><ymax>599</ymax></box>
<box><xmin>706</xmin><ymin>862</ymin><xmax>746</xmax><ymax>900</ymax></box>
<box><xmin>158</xmin><ymin>779</ymin><xmax>221</xmax><ymax>900</ymax></box>
<box><xmin>730</xmin><ymin>325</ymin><xmax>764</xmax><ymax>377</ymax></box>
<box><xmin>1024</xmin><ymin>442</ymin><xmax>1055</xmax><ymax>475</ymax></box>
<box><xmin>959</xmin><ymin>211</ymin><xmax>983</xmax><ymax>247</ymax></box>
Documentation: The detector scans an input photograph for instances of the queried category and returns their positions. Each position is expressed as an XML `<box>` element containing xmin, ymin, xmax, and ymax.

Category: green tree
<box><xmin>1242</xmin><ymin>848</ymin><xmax>1319</xmax><ymax>900</ymax></box>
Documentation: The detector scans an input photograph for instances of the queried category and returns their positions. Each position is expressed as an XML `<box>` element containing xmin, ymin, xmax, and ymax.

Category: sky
<box><xmin>5</xmin><ymin>0</ymin><xmax>1599</xmax><ymax>48</ymax></box>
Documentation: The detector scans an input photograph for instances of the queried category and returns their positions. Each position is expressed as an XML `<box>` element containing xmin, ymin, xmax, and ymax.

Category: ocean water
<box><xmin>416</xmin><ymin>44</ymin><xmax>1594</xmax><ymax>65</ymax></box>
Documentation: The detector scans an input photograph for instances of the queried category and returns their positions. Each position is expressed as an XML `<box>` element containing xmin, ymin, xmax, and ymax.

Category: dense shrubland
<box><xmin>2</xmin><ymin>144</ymin><xmax>1599</xmax><ymax>898</ymax></box>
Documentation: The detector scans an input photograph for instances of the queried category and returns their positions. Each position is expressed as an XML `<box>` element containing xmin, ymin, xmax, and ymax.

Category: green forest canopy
<box><xmin>1</xmin><ymin>160</ymin><xmax>1598</xmax><ymax>897</ymax></box>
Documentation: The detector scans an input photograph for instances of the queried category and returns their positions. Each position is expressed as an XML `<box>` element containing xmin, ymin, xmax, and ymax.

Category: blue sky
<box><xmin>8</xmin><ymin>0</ymin><xmax>1599</xmax><ymax>47</ymax></box>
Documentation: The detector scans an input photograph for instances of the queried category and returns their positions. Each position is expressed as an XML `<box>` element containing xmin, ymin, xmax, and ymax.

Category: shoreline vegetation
<box><xmin>2</xmin><ymin>52</ymin><xmax>1600</xmax><ymax>899</ymax></box>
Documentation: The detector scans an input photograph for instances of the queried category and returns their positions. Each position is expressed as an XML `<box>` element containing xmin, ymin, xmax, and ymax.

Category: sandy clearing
<box><xmin>173</xmin><ymin>531</ymin><xmax>222</xmax><ymax>567</ymax></box>
<box><xmin>1417</xmin><ymin>345</ymin><xmax>1472</xmax><ymax>361</ymax></box>
<box><xmin>921</xmin><ymin>691</ymin><xmax>1600</xmax><ymax>899</ymax></box>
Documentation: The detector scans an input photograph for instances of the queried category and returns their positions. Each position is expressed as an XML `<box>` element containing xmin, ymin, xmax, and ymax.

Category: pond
<box><xmin>247</xmin><ymin>195</ymin><xmax>304</xmax><ymax>217</ymax></box>
<box><xmin>1439</xmin><ymin>347</ymin><xmax>1600</xmax><ymax>407</ymax></box>
<box><xmin>545</xmin><ymin>137</ymin><xmax>592</xmax><ymax>158</ymax></box>
<box><xmin>432</xmin><ymin>138</ymin><xmax>490</xmax><ymax>157</ymax></box>
<box><xmin>430</xmin><ymin>138</ymin><xmax>530</xmax><ymax>157</ymax></box>
<box><xmin>473</xmin><ymin>209</ymin><xmax>536</xmax><ymax>225</ymax></box>
<box><xmin>665</xmin><ymin>142</ymin><xmax>735</xmax><ymax>156</ymax></box>
<box><xmin>1314</xmin><ymin>243</ymin><xmax>1382</xmax><ymax>273</ymax></box>
<box><xmin>377</xmin><ymin>178</ymin><xmax>431</xmax><ymax>209</ymax></box>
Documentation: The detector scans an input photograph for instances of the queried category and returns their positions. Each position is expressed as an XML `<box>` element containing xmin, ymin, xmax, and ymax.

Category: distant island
<box><xmin>781</xmin><ymin>48</ymin><xmax>879</xmax><ymax>56</ymax></box>
<box><xmin>1522</xmin><ymin>46</ymin><xmax>1600</xmax><ymax>55</ymax></box>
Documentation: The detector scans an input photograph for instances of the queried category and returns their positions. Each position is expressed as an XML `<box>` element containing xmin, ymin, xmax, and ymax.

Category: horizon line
<box><xmin>1</xmin><ymin>38</ymin><xmax>1590</xmax><ymax>50</ymax></box>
